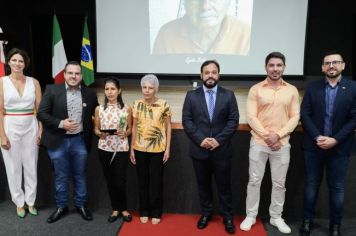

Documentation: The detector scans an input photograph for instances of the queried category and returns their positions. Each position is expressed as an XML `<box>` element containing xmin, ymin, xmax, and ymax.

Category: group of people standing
<box><xmin>0</xmin><ymin>48</ymin><xmax>355</xmax><ymax>236</ymax></box>
<box><xmin>0</xmin><ymin>49</ymin><xmax>172</xmax><ymax>226</ymax></box>
<box><xmin>94</xmin><ymin>74</ymin><xmax>172</xmax><ymax>225</ymax></box>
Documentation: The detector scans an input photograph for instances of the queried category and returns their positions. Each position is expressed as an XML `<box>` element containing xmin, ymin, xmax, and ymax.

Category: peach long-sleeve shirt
<box><xmin>246</xmin><ymin>79</ymin><xmax>300</xmax><ymax>146</ymax></box>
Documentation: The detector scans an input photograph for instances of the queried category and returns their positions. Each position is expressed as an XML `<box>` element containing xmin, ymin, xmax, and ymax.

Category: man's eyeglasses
<box><xmin>322</xmin><ymin>61</ymin><xmax>344</xmax><ymax>66</ymax></box>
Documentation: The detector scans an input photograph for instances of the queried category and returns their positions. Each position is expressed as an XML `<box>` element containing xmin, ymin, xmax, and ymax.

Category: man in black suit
<box><xmin>300</xmin><ymin>52</ymin><xmax>356</xmax><ymax>236</ymax></box>
<box><xmin>182</xmin><ymin>60</ymin><xmax>239</xmax><ymax>234</ymax></box>
<box><xmin>38</xmin><ymin>61</ymin><xmax>98</xmax><ymax>223</ymax></box>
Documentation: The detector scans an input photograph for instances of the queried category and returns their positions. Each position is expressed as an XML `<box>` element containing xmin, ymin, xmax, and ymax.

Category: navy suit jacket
<box><xmin>38</xmin><ymin>83</ymin><xmax>98</xmax><ymax>151</ymax></box>
<box><xmin>182</xmin><ymin>86</ymin><xmax>239</xmax><ymax>160</ymax></box>
<box><xmin>301</xmin><ymin>78</ymin><xmax>356</xmax><ymax>156</ymax></box>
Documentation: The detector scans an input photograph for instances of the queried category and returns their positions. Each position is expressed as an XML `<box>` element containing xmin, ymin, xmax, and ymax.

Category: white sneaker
<box><xmin>240</xmin><ymin>216</ymin><xmax>256</xmax><ymax>231</ymax></box>
<box><xmin>270</xmin><ymin>218</ymin><xmax>291</xmax><ymax>234</ymax></box>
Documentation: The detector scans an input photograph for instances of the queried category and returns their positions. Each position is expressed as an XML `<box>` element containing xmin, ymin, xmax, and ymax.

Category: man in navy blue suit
<box><xmin>300</xmin><ymin>51</ymin><xmax>356</xmax><ymax>236</ymax></box>
<box><xmin>182</xmin><ymin>60</ymin><xmax>239</xmax><ymax>234</ymax></box>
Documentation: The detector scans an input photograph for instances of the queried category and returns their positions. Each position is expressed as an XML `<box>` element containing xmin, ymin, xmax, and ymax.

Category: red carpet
<box><xmin>118</xmin><ymin>214</ymin><xmax>267</xmax><ymax>236</ymax></box>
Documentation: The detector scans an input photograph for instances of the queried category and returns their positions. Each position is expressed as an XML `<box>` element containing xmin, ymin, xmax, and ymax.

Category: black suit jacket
<box><xmin>37</xmin><ymin>83</ymin><xmax>98</xmax><ymax>151</ymax></box>
<box><xmin>301</xmin><ymin>78</ymin><xmax>356</xmax><ymax>156</ymax></box>
<box><xmin>182</xmin><ymin>86</ymin><xmax>239</xmax><ymax>160</ymax></box>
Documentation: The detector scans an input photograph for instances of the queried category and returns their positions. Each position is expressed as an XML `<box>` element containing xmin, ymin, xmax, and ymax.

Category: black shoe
<box><xmin>107</xmin><ymin>214</ymin><xmax>119</xmax><ymax>223</ymax></box>
<box><xmin>76</xmin><ymin>206</ymin><xmax>93</xmax><ymax>221</ymax></box>
<box><xmin>121</xmin><ymin>213</ymin><xmax>132</xmax><ymax>222</ymax></box>
<box><xmin>47</xmin><ymin>207</ymin><xmax>69</xmax><ymax>223</ymax></box>
<box><xmin>223</xmin><ymin>218</ymin><xmax>236</xmax><ymax>234</ymax></box>
<box><xmin>329</xmin><ymin>224</ymin><xmax>341</xmax><ymax>236</ymax></box>
<box><xmin>300</xmin><ymin>219</ymin><xmax>313</xmax><ymax>236</ymax></box>
<box><xmin>197</xmin><ymin>215</ymin><xmax>211</xmax><ymax>229</ymax></box>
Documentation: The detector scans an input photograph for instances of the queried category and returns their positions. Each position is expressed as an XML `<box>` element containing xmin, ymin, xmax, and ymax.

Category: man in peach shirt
<box><xmin>240</xmin><ymin>52</ymin><xmax>300</xmax><ymax>234</ymax></box>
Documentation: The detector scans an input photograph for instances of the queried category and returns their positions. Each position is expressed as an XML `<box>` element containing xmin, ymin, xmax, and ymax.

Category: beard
<box><xmin>203</xmin><ymin>77</ymin><xmax>218</xmax><ymax>88</ymax></box>
<box><xmin>268</xmin><ymin>72</ymin><xmax>283</xmax><ymax>81</ymax></box>
<box><xmin>325</xmin><ymin>70</ymin><xmax>342</xmax><ymax>79</ymax></box>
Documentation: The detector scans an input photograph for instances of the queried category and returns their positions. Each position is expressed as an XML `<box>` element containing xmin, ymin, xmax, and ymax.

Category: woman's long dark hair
<box><xmin>103</xmin><ymin>77</ymin><xmax>124</xmax><ymax>110</ymax></box>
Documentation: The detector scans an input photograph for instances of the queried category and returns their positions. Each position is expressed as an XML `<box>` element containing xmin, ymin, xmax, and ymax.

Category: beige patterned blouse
<box><xmin>132</xmin><ymin>99</ymin><xmax>171</xmax><ymax>153</ymax></box>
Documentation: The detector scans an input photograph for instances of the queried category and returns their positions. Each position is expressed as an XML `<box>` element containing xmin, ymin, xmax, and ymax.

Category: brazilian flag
<box><xmin>81</xmin><ymin>18</ymin><xmax>94</xmax><ymax>86</ymax></box>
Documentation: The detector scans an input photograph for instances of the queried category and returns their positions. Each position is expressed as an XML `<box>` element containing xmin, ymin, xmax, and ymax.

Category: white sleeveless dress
<box><xmin>1</xmin><ymin>76</ymin><xmax>38</xmax><ymax>207</ymax></box>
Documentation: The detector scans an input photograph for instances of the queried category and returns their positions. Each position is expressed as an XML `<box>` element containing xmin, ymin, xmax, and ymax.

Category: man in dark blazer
<box><xmin>38</xmin><ymin>61</ymin><xmax>98</xmax><ymax>223</ymax></box>
<box><xmin>300</xmin><ymin>52</ymin><xmax>356</xmax><ymax>236</ymax></box>
<box><xmin>182</xmin><ymin>60</ymin><xmax>239</xmax><ymax>234</ymax></box>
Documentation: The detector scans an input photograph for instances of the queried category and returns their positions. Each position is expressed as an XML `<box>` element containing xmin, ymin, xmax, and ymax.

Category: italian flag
<box><xmin>52</xmin><ymin>15</ymin><xmax>68</xmax><ymax>84</ymax></box>
<box><xmin>0</xmin><ymin>27</ymin><xmax>5</xmax><ymax>77</ymax></box>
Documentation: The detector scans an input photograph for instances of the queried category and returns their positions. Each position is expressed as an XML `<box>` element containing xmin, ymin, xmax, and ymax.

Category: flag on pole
<box><xmin>0</xmin><ymin>27</ymin><xmax>6</xmax><ymax>77</ymax></box>
<box><xmin>81</xmin><ymin>18</ymin><xmax>94</xmax><ymax>86</ymax></box>
<box><xmin>52</xmin><ymin>15</ymin><xmax>68</xmax><ymax>84</ymax></box>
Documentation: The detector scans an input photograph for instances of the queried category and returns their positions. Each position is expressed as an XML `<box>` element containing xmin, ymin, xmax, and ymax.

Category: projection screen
<box><xmin>96</xmin><ymin>0</ymin><xmax>309</xmax><ymax>75</ymax></box>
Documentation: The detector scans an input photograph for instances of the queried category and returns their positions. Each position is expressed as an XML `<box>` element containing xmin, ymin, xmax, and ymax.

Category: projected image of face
<box><xmin>201</xmin><ymin>62</ymin><xmax>220</xmax><ymax>88</ymax></box>
<box><xmin>265</xmin><ymin>58</ymin><xmax>285</xmax><ymax>82</ymax></box>
<box><xmin>151</xmin><ymin>0</ymin><xmax>252</xmax><ymax>55</ymax></box>
<box><xmin>185</xmin><ymin>0</ymin><xmax>231</xmax><ymax>29</ymax></box>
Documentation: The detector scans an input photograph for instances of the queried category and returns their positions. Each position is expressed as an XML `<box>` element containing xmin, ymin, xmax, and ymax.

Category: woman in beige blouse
<box><xmin>130</xmin><ymin>74</ymin><xmax>172</xmax><ymax>224</ymax></box>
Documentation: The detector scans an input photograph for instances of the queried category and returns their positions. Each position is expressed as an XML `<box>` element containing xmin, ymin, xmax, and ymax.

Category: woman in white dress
<box><xmin>0</xmin><ymin>48</ymin><xmax>42</xmax><ymax>218</ymax></box>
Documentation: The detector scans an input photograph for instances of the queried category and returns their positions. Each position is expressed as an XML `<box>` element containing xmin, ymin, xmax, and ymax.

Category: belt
<box><xmin>4</xmin><ymin>108</ymin><xmax>35</xmax><ymax>116</ymax></box>
<box><xmin>65</xmin><ymin>132</ymin><xmax>83</xmax><ymax>137</ymax></box>
<box><xmin>4</xmin><ymin>113</ymin><xmax>34</xmax><ymax>116</ymax></box>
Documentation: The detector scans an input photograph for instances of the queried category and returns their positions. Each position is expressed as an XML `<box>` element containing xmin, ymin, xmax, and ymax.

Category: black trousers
<box><xmin>134</xmin><ymin>150</ymin><xmax>164</xmax><ymax>218</ymax></box>
<box><xmin>192</xmin><ymin>157</ymin><xmax>233</xmax><ymax>220</ymax></box>
<box><xmin>98</xmin><ymin>149</ymin><xmax>129</xmax><ymax>211</ymax></box>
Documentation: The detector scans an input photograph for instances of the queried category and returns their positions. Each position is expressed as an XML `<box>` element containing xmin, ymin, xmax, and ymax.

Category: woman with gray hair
<box><xmin>130</xmin><ymin>74</ymin><xmax>172</xmax><ymax>224</ymax></box>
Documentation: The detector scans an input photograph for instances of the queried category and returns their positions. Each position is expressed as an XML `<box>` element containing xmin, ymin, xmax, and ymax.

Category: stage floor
<box><xmin>1</xmin><ymin>201</ymin><xmax>355</xmax><ymax>236</ymax></box>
